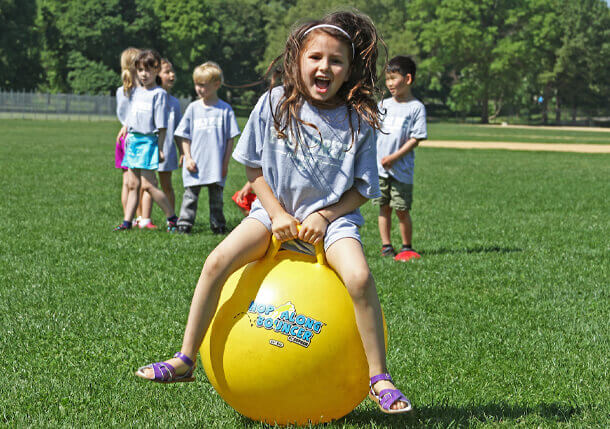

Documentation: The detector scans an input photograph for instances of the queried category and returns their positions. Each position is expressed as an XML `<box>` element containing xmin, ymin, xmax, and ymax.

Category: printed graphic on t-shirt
<box><xmin>382</xmin><ymin>115</ymin><xmax>411</xmax><ymax>132</ymax></box>
<box><xmin>131</xmin><ymin>101</ymin><xmax>152</xmax><ymax>113</ymax></box>
<box><xmin>194</xmin><ymin>117</ymin><xmax>223</xmax><ymax>131</ymax></box>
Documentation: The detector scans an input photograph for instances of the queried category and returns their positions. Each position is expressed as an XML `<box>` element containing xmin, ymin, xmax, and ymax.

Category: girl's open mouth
<box><xmin>315</xmin><ymin>78</ymin><xmax>330</xmax><ymax>94</ymax></box>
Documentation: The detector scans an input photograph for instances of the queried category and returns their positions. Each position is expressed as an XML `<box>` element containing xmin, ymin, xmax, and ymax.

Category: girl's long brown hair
<box><xmin>266</xmin><ymin>10</ymin><xmax>386</xmax><ymax>149</ymax></box>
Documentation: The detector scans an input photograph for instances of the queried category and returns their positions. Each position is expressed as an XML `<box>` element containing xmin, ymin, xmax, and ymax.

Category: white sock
<box><xmin>139</xmin><ymin>218</ymin><xmax>151</xmax><ymax>227</ymax></box>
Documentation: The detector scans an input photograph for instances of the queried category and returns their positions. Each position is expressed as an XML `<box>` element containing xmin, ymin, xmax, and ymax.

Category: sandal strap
<box><xmin>152</xmin><ymin>362</ymin><xmax>176</xmax><ymax>381</ymax></box>
<box><xmin>378</xmin><ymin>388</ymin><xmax>408</xmax><ymax>411</ymax></box>
<box><xmin>369</xmin><ymin>373</ymin><xmax>393</xmax><ymax>387</ymax></box>
<box><xmin>174</xmin><ymin>352</ymin><xmax>195</xmax><ymax>368</ymax></box>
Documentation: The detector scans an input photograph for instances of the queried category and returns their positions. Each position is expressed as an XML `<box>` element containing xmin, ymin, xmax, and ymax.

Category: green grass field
<box><xmin>1</xmin><ymin>119</ymin><xmax>608</xmax><ymax>427</ymax></box>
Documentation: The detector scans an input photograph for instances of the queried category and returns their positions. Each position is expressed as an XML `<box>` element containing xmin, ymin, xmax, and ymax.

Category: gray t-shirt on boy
<box><xmin>174</xmin><ymin>99</ymin><xmax>240</xmax><ymax>187</ymax></box>
<box><xmin>125</xmin><ymin>86</ymin><xmax>168</xmax><ymax>135</ymax></box>
<box><xmin>158</xmin><ymin>94</ymin><xmax>182</xmax><ymax>172</ymax></box>
<box><xmin>233</xmin><ymin>87</ymin><xmax>380</xmax><ymax>226</ymax></box>
<box><xmin>115</xmin><ymin>85</ymin><xmax>131</xmax><ymax>126</ymax></box>
<box><xmin>376</xmin><ymin>97</ymin><xmax>427</xmax><ymax>184</ymax></box>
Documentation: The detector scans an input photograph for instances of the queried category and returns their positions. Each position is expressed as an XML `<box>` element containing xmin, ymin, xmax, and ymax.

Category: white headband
<box><xmin>303</xmin><ymin>24</ymin><xmax>355</xmax><ymax>58</ymax></box>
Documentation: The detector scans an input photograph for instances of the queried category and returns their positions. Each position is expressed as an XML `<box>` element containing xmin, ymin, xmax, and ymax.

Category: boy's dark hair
<box><xmin>387</xmin><ymin>56</ymin><xmax>416</xmax><ymax>80</ymax></box>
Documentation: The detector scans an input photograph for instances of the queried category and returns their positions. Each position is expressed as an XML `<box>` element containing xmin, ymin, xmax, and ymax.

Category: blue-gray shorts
<box><xmin>246</xmin><ymin>203</ymin><xmax>361</xmax><ymax>252</ymax></box>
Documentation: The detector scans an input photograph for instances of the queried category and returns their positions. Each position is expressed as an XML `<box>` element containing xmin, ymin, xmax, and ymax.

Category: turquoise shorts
<box><xmin>121</xmin><ymin>133</ymin><xmax>159</xmax><ymax>170</ymax></box>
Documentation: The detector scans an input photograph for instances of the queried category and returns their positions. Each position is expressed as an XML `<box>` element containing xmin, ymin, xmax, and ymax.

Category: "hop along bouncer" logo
<box><xmin>248</xmin><ymin>301</ymin><xmax>326</xmax><ymax>348</ymax></box>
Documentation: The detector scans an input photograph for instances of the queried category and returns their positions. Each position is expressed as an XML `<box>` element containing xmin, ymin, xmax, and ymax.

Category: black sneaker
<box><xmin>177</xmin><ymin>225</ymin><xmax>192</xmax><ymax>234</ymax></box>
<box><xmin>167</xmin><ymin>219</ymin><xmax>178</xmax><ymax>232</ymax></box>
<box><xmin>381</xmin><ymin>245</ymin><xmax>396</xmax><ymax>257</ymax></box>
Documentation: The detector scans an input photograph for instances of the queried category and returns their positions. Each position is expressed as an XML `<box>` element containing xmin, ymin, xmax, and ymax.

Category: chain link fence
<box><xmin>0</xmin><ymin>90</ymin><xmax>192</xmax><ymax>121</ymax></box>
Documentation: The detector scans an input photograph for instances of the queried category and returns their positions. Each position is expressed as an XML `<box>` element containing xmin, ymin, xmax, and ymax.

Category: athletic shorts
<box><xmin>372</xmin><ymin>176</ymin><xmax>413</xmax><ymax>211</ymax></box>
<box><xmin>246</xmin><ymin>200</ymin><xmax>362</xmax><ymax>253</ymax></box>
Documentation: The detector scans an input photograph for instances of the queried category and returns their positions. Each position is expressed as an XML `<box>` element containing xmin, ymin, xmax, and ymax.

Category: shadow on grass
<box><xmin>237</xmin><ymin>402</ymin><xmax>579</xmax><ymax>428</ymax></box>
<box><xmin>421</xmin><ymin>246</ymin><xmax>522</xmax><ymax>256</ymax></box>
<box><xmin>339</xmin><ymin>402</ymin><xmax>580</xmax><ymax>428</ymax></box>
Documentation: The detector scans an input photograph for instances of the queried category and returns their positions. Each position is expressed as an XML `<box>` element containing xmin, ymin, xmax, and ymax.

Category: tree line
<box><xmin>2</xmin><ymin>0</ymin><xmax>608</xmax><ymax>123</ymax></box>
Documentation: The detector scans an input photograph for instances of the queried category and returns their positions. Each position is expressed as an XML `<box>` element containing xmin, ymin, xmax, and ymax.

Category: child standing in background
<box><xmin>114</xmin><ymin>49</ymin><xmax>179</xmax><ymax>231</ymax></box>
<box><xmin>136</xmin><ymin>11</ymin><xmax>411</xmax><ymax>414</ymax></box>
<box><xmin>374</xmin><ymin>56</ymin><xmax>427</xmax><ymax>261</ymax></box>
<box><xmin>174</xmin><ymin>62</ymin><xmax>240</xmax><ymax>234</ymax></box>
<box><xmin>115</xmin><ymin>47</ymin><xmax>140</xmax><ymax>213</ymax></box>
<box><xmin>156</xmin><ymin>58</ymin><xmax>183</xmax><ymax>214</ymax></box>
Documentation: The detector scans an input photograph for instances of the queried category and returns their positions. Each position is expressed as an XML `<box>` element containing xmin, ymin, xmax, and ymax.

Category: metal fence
<box><xmin>0</xmin><ymin>90</ymin><xmax>192</xmax><ymax>121</ymax></box>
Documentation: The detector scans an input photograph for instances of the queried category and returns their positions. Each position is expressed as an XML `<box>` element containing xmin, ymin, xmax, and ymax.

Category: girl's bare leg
<box><xmin>137</xmin><ymin>219</ymin><xmax>271</xmax><ymax>378</ymax></box>
<box><xmin>140</xmin><ymin>170</ymin><xmax>175</xmax><ymax>217</ymax></box>
<box><xmin>325</xmin><ymin>238</ymin><xmax>408</xmax><ymax>410</ymax></box>
<box><xmin>140</xmin><ymin>190</ymin><xmax>153</xmax><ymax>221</ymax></box>
<box><xmin>124</xmin><ymin>168</ymin><xmax>141</xmax><ymax>222</ymax></box>
<box><xmin>158</xmin><ymin>171</ymin><xmax>175</xmax><ymax>212</ymax></box>
<box><xmin>121</xmin><ymin>170</ymin><xmax>129</xmax><ymax>212</ymax></box>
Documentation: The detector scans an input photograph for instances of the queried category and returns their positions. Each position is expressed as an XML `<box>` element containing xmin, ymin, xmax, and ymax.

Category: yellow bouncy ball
<box><xmin>200</xmin><ymin>235</ymin><xmax>387</xmax><ymax>425</ymax></box>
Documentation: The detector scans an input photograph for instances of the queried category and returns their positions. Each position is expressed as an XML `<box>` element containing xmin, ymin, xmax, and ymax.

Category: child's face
<box><xmin>194</xmin><ymin>79</ymin><xmax>221</xmax><ymax>101</ymax></box>
<box><xmin>385</xmin><ymin>71</ymin><xmax>413</xmax><ymax>99</ymax></box>
<box><xmin>299</xmin><ymin>31</ymin><xmax>351</xmax><ymax>105</ymax></box>
<box><xmin>159</xmin><ymin>63</ymin><xmax>176</xmax><ymax>90</ymax></box>
<box><xmin>137</xmin><ymin>64</ymin><xmax>159</xmax><ymax>88</ymax></box>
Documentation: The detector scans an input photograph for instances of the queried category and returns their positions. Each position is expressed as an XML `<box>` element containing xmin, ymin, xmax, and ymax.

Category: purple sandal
<box><xmin>368</xmin><ymin>373</ymin><xmax>412</xmax><ymax>414</ymax></box>
<box><xmin>135</xmin><ymin>352</ymin><xmax>196</xmax><ymax>383</ymax></box>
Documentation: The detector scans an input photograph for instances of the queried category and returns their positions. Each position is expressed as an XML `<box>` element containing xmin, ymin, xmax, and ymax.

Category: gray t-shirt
<box><xmin>175</xmin><ymin>99</ymin><xmax>240</xmax><ymax>187</ymax></box>
<box><xmin>158</xmin><ymin>94</ymin><xmax>182</xmax><ymax>172</ymax></box>
<box><xmin>376</xmin><ymin>97</ymin><xmax>427</xmax><ymax>184</ymax></box>
<box><xmin>233</xmin><ymin>86</ymin><xmax>380</xmax><ymax>226</ymax></box>
<box><xmin>115</xmin><ymin>86</ymin><xmax>131</xmax><ymax>126</ymax></box>
<box><xmin>125</xmin><ymin>86</ymin><xmax>168</xmax><ymax>135</ymax></box>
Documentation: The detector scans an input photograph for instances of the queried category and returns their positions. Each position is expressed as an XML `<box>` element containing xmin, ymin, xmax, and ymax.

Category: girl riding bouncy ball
<box><xmin>135</xmin><ymin>11</ymin><xmax>411</xmax><ymax>414</ymax></box>
<box><xmin>114</xmin><ymin>49</ymin><xmax>178</xmax><ymax>231</ymax></box>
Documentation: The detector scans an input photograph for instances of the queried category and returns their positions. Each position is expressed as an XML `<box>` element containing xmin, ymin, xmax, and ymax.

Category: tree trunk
<box><xmin>480</xmin><ymin>92</ymin><xmax>489</xmax><ymax>124</ymax></box>
<box><xmin>542</xmin><ymin>85</ymin><xmax>552</xmax><ymax>125</ymax></box>
<box><xmin>555</xmin><ymin>92</ymin><xmax>561</xmax><ymax>124</ymax></box>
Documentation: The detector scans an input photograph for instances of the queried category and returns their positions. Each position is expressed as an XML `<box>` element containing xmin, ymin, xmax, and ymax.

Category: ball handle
<box><xmin>265</xmin><ymin>225</ymin><xmax>327</xmax><ymax>266</ymax></box>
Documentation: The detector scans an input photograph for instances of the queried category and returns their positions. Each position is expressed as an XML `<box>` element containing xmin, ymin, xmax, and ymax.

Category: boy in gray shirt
<box><xmin>373</xmin><ymin>56</ymin><xmax>427</xmax><ymax>261</ymax></box>
<box><xmin>174</xmin><ymin>62</ymin><xmax>240</xmax><ymax>234</ymax></box>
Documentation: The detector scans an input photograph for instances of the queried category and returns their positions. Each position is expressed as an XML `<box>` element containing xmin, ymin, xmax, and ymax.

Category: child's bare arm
<box><xmin>381</xmin><ymin>137</ymin><xmax>421</xmax><ymax>170</ymax></box>
<box><xmin>157</xmin><ymin>128</ymin><xmax>167</xmax><ymax>162</ymax></box>
<box><xmin>299</xmin><ymin>187</ymin><xmax>367</xmax><ymax>244</ymax></box>
<box><xmin>222</xmin><ymin>138</ymin><xmax>234</xmax><ymax>178</ymax></box>
<box><xmin>246</xmin><ymin>166</ymin><xmax>298</xmax><ymax>241</ymax></box>
<box><xmin>181</xmin><ymin>138</ymin><xmax>197</xmax><ymax>172</ymax></box>
<box><xmin>115</xmin><ymin>125</ymin><xmax>127</xmax><ymax>142</ymax></box>
<box><xmin>175</xmin><ymin>137</ymin><xmax>184</xmax><ymax>166</ymax></box>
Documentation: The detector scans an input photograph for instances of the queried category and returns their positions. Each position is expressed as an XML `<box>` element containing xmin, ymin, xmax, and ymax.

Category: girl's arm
<box><xmin>115</xmin><ymin>125</ymin><xmax>127</xmax><ymax>142</ymax></box>
<box><xmin>222</xmin><ymin>138</ymin><xmax>234</xmax><ymax>178</ymax></box>
<box><xmin>298</xmin><ymin>187</ymin><xmax>367</xmax><ymax>244</ymax></box>
<box><xmin>246</xmin><ymin>166</ymin><xmax>298</xmax><ymax>241</ymax></box>
<box><xmin>157</xmin><ymin>128</ymin><xmax>167</xmax><ymax>162</ymax></box>
<box><xmin>182</xmin><ymin>138</ymin><xmax>197</xmax><ymax>173</ymax></box>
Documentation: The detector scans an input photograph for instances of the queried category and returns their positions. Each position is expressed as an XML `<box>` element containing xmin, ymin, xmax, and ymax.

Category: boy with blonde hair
<box><xmin>374</xmin><ymin>55</ymin><xmax>427</xmax><ymax>261</ymax></box>
<box><xmin>174</xmin><ymin>62</ymin><xmax>240</xmax><ymax>234</ymax></box>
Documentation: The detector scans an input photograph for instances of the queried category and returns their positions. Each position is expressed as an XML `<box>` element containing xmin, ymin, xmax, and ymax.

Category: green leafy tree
<box><xmin>37</xmin><ymin>0</ymin><xmax>160</xmax><ymax>94</ymax></box>
<box><xmin>0</xmin><ymin>0</ymin><xmax>41</xmax><ymax>90</ymax></box>
<box><xmin>411</xmin><ymin>0</ymin><xmax>531</xmax><ymax>123</ymax></box>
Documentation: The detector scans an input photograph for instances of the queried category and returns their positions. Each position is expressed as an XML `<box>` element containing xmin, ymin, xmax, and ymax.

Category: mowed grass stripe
<box><xmin>0</xmin><ymin>120</ymin><xmax>608</xmax><ymax>427</ymax></box>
